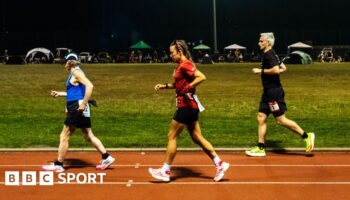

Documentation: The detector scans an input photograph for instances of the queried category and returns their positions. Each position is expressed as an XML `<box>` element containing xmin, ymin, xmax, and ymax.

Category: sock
<box><xmin>258</xmin><ymin>143</ymin><xmax>265</xmax><ymax>150</ymax></box>
<box><xmin>213</xmin><ymin>156</ymin><xmax>222</xmax><ymax>167</ymax></box>
<box><xmin>54</xmin><ymin>161</ymin><xmax>63</xmax><ymax>166</ymax></box>
<box><xmin>302</xmin><ymin>132</ymin><xmax>308</xmax><ymax>139</ymax></box>
<box><xmin>161</xmin><ymin>163</ymin><xmax>170</xmax><ymax>172</ymax></box>
<box><xmin>102</xmin><ymin>153</ymin><xmax>110</xmax><ymax>160</ymax></box>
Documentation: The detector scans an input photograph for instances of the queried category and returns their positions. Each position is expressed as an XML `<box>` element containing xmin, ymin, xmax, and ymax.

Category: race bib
<box><xmin>78</xmin><ymin>100</ymin><xmax>91</xmax><ymax>117</ymax></box>
<box><xmin>193</xmin><ymin>95</ymin><xmax>205</xmax><ymax>112</ymax></box>
<box><xmin>268</xmin><ymin>101</ymin><xmax>280</xmax><ymax>112</ymax></box>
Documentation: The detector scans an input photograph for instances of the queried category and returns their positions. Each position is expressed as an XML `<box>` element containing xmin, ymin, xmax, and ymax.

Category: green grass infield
<box><xmin>0</xmin><ymin>62</ymin><xmax>349</xmax><ymax>148</ymax></box>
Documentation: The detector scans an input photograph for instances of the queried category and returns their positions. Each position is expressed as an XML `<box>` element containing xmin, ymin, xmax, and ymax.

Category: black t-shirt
<box><xmin>261</xmin><ymin>49</ymin><xmax>282</xmax><ymax>89</ymax></box>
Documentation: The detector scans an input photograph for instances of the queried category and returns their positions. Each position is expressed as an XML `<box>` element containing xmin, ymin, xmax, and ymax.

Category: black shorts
<box><xmin>173</xmin><ymin>107</ymin><xmax>199</xmax><ymax>124</ymax></box>
<box><xmin>64</xmin><ymin>101</ymin><xmax>91</xmax><ymax>128</ymax></box>
<box><xmin>259</xmin><ymin>87</ymin><xmax>287</xmax><ymax>117</ymax></box>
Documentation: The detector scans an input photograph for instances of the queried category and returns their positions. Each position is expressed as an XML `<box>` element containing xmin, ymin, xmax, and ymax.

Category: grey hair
<box><xmin>69</xmin><ymin>60</ymin><xmax>80</xmax><ymax>67</ymax></box>
<box><xmin>260</xmin><ymin>32</ymin><xmax>275</xmax><ymax>47</ymax></box>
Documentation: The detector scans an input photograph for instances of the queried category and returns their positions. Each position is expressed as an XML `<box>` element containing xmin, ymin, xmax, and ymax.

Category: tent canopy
<box><xmin>25</xmin><ymin>47</ymin><xmax>54</xmax><ymax>63</ymax></box>
<box><xmin>224</xmin><ymin>43</ymin><xmax>247</xmax><ymax>50</ymax></box>
<box><xmin>288</xmin><ymin>42</ymin><xmax>313</xmax><ymax>49</ymax></box>
<box><xmin>285</xmin><ymin>51</ymin><xmax>313</xmax><ymax>64</ymax></box>
<box><xmin>130</xmin><ymin>40</ymin><xmax>152</xmax><ymax>49</ymax></box>
<box><xmin>193</xmin><ymin>44</ymin><xmax>211</xmax><ymax>50</ymax></box>
<box><xmin>26</xmin><ymin>47</ymin><xmax>53</xmax><ymax>59</ymax></box>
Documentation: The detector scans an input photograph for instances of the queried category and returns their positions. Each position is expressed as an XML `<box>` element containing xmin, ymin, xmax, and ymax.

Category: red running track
<box><xmin>0</xmin><ymin>151</ymin><xmax>350</xmax><ymax>200</ymax></box>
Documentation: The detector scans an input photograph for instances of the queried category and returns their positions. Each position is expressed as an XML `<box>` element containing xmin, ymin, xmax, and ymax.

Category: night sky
<box><xmin>1</xmin><ymin>0</ymin><xmax>349</xmax><ymax>54</ymax></box>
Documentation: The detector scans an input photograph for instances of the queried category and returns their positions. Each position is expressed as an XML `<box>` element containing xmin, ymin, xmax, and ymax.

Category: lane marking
<box><xmin>135</xmin><ymin>163</ymin><xmax>140</xmax><ymax>169</ymax></box>
<box><xmin>1</xmin><ymin>164</ymin><xmax>350</xmax><ymax>167</ymax></box>
<box><xmin>126</xmin><ymin>180</ymin><xmax>133</xmax><ymax>187</ymax></box>
<box><xmin>1</xmin><ymin>181</ymin><xmax>350</xmax><ymax>185</ymax></box>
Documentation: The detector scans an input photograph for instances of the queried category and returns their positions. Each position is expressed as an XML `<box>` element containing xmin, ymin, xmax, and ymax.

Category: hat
<box><xmin>64</xmin><ymin>53</ymin><xmax>79</xmax><ymax>61</ymax></box>
<box><xmin>61</xmin><ymin>53</ymin><xmax>79</xmax><ymax>64</ymax></box>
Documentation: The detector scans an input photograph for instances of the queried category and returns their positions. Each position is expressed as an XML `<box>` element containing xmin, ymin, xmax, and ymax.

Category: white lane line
<box><xmin>135</xmin><ymin>163</ymin><xmax>140</xmax><ymax>169</ymax></box>
<box><xmin>126</xmin><ymin>180</ymin><xmax>133</xmax><ymax>187</ymax></box>
<box><xmin>1</xmin><ymin>181</ymin><xmax>350</xmax><ymax>185</ymax></box>
<box><xmin>1</xmin><ymin>164</ymin><xmax>350</xmax><ymax>167</ymax></box>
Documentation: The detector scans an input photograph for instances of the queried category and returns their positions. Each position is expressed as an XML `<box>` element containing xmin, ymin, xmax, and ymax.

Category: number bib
<box><xmin>193</xmin><ymin>95</ymin><xmax>205</xmax><ymax>112</ymax></box>
<box><xmin>78</xmin><ymin>100</ymin><xmax>91</xmax><ymax>117</ymax></box>
<box><xmin>268</xmin><ymin>101</ymin><xmax>280</xmax><ymax>112</ymax></box>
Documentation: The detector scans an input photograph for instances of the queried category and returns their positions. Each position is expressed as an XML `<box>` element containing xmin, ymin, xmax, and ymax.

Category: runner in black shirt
<box><xmin>246</xmin><ymin>32</ymin><xmax>315</xmax><ymax>157</ymax></box>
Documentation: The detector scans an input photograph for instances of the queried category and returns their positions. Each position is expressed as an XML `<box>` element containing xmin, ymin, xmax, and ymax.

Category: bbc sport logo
<box><xmin>4</xmin><ymin>171</ymin><xmax>106</xmax><ymax>186</ymax></box>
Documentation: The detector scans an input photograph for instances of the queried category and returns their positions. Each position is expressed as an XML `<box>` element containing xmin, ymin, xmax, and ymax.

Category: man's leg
<box><xmin>275</xmin><ymin>114</ymin><xmax>304</xmax><ymax>136</ymax></box>
<box><xmin>275</xmin><ymin>114</ymin><xmax>315</xmax><ymax>152</ymax></box>
<box><xmin>246</xmin><ymin>112</ymin><xmax>268</xmax><ymax>156</ymax></box>
<box><xmin>257</xmin><ymin>112</ymin><xmax>268</xmax><ymax>144</ymax></box>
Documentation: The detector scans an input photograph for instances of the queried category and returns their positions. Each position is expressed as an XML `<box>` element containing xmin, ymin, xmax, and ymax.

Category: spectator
<box><xmin>317</xmin><ymin>51</ymin><xmax>325</xmax><ymax>62</ymax></box>
<box><xmin>234</xmin><ymin>49</ymin><xmax>242</xmax><ymax>62</ymax></box>
<box><xmin>337</xmin><ymin>56</ymin><xmax>343</xmax><ymax>62</ymax></box>
<box><xmin>161</xmin><ymin>50</ymin><xmax>168</xmax><ymax>63</ymax></box>
<box><xmin>226</xmin><ymin>50</ymin><xmax>234</xmax><ymax>62</ymax></box>
<box><xmin>153</xmin><ymin>50</ymin><xmax>159</xmax><ymax>63</ymax></box>
<box><xmin>145</xmin><ymin>53</ymin><xmax>152</xmax><ymax>63</ymax></box>
<box><xmin>137</xmin><ymin>50</ymin><xmax>142</xmax><ymax>63</ymax></box>
<box><xmin>4</xmin><ymin>49</ymin><xmax>9</xmax><ymax>62</ymax></box>
<box><xmin>129</xmin><ymin>50</ymin><xmax>135</xmax><ymax>63</ymax></box>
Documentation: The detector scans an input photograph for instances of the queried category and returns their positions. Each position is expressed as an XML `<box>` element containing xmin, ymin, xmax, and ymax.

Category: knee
<box><xmin>167</xmin><ymin>132</ymin><xmax>177</xmax><ymax>142</ymax></box>
<box><xmin>84</xmin><ymin>134</ymin><xmax>92</xmax><ymax>142</ymax></box>
<box><xmin>83</xmin><ymin>132</ymin><xmax>95</xmax><ymax>142</ymax></box>
<box><xmin>60</xmin><ymin>132</ymin><xmax>70</xmax><ymax>142</ymax></box>
<box><xmin>191</xmin><ymin>135</ymin><xmax>201</xmax><ymax>144</ymax></box>
<box><xmin>276</xmin><ymin>118</ymin><xmax>285</xmax><ymax>126</ymax></box>
<box><xmin>257</xmin><ymin>113</ymin><xmax>267</xmax><ymax>124</ymax></box>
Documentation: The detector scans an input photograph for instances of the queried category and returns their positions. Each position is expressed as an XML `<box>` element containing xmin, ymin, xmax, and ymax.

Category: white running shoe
<box><xmin>214</xmin><ymin>161</ymin><xmax>230</xmax><ymax>182</ymax></box>
<box><xmin>96</xmin><ymin>156</ymin><xmax>115</xmax><ymax>170</ymax></box>
<box><xmin>148</xmin><ymin>168</ymin><xmax>170</xmax><ymax>182</ymax></box>
<box><xmin>42</xmin><ymin>164</ymin><xmax>65</xmax><ymax>173</ymax></box>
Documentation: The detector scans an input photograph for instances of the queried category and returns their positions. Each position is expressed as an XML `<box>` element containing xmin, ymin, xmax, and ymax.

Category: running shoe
<box><xmin>245</xmin><ymin>146</ymin><xmax>266</xmax><ymax>157</ymax></box>
<box><xmin>304</xmin><ymin>132</ymin><xmax>315</xmax><ymax>152</ymax></box>
<box><xmin>148</xmin><ymin>168</ymin><xmax>170</xmax><ymax>182</ymax></box>
<box><xmin>42</xmin><ymin>164</ymin><xmax>65</xmax><ymax>173</ymax></box>
<box><xmin>96</xmin><ymin>156</ymin><xmax>115</xmax><ymax>170</ymax></box>
<box><xmin>214</xmin><ymin>161</ymin><xmax>230</xmax><ymax>182</ymax></box>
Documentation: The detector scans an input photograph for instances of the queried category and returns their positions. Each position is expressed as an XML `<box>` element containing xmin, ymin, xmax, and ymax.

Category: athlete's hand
<box><xmin>252</xmin><ymin>68</ymin><xmax>261</xmax><ymax>74</ymax></box>
<box><xmin>279</xmin><ymin>63</ymin><xmax>287</xmax><ymax>72</ymax></box>
<box><xmin>77</xmin><ymin>103</ymin><xmax>86</xmax><ymax>112</ymax></box>
<box><xmin>51</xmin><ymin>90</ymin><xmax>60</xmax><ymax>97</ymax></box>
<box><xmin>154</xmin><ymin>84</ymin><xmax>165</xmax><ymax>91</ymax></box>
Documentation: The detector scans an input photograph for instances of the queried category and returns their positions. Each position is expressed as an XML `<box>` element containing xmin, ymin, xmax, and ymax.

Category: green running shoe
<box><xmin>304</xmin><ymin>132</ymin><xmax>315</xmax><ymax>152</ymax></box>
<box><xmin>245</xmin><ymin>146</ymin><xmax>266</xmax><ymax>157</ymax></box>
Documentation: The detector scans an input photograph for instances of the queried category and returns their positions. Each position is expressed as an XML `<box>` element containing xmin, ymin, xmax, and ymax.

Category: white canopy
<box><xmin>288</xmin><ymin>42</ymin><xmax>313</xmax><ymax>49</ymax></box>
<box><xmin>25</xmin><ymin>47</ymin><xmax>54</xmax><ymax>60</ymax></box>
<box><xmin>224</xmin><ymin>44</ymin><xmax>247</xmax><ymax>50</ymax></box>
